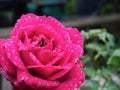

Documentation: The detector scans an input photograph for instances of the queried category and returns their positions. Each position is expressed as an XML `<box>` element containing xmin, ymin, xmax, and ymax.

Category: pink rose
<box><xmin>0</xmin><ymin>14</ymin><xmax>85</xmax><ymax>90</ymax></box>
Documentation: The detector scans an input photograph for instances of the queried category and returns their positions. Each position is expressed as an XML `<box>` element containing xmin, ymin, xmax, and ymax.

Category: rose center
<box><xmin>38</xmin><ymin>38</ymin><xmax>46</xmax><ymax>47</ymax></box>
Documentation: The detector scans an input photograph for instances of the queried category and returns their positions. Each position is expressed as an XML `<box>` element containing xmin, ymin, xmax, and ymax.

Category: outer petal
<box><xmin>47</xmin><ymin>64</ymin><xmax>73</xmax><ymax>81</ymax></box>
<box><xmin>0</xmin><ymin>39</ymin><xmax>17</xmax><ymax>83</ymax></box>
<box><xmin>17</xmin><ymin>69</ymin><xmax>59</xmax><ymax>89</ymax></box>
<box><xmin>46</xmin><ymin>16</ymin><xmax>71</xmax><ymax>46</ymax></box>
<box><xmin>11</xmin><ymin>14</ymin><xmax>46</xmax><ymax>37</ymax></box>
<box><xmin>68</xmin><ymin>45</ymin><xmax>84</xmax><ymax>63</ymax></box>
<box><xmin>54</xmin><ymin>65</ymin><xmax>85</xmax><ymax>90</ymax></box>
<box><xmin>52</xmin><ymin>46</ymin><xmax>72</xmax><ymax>66</ymax></box>
<box><xmin>4</xmin><ymin>38</ymin><xmax>26</xmax><ymax>70</ymax></box>
<box><xmin>46</xmin><ymin>16</ymin><xmax>65</xmax><ymax>32</ymax></box>
<box><xmin>66</xmin><ymin>28</ymin><xmax>84</xmax><ymax>48</ymax></box>
<box><xmin>0</xmin><ymin>41</ymin><xmax>16</xmax><ymax>75</ymax></box>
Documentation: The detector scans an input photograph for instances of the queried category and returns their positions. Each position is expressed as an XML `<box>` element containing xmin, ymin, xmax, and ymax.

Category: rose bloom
<box><xmin>0</xmin><ymin>14</ymin><xmax>85</xmax><ymax>90</ymax></box>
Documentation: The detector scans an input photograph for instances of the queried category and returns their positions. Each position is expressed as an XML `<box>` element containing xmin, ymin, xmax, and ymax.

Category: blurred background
<box><xmin>0</xmin><ymin>0</ymin><xmax>120</xmax><ymax>90</ymax></box>
<box><xmin>0</xmin><ymin>0</ymin><xmax>120</xmax><ymax>27</ymax></box>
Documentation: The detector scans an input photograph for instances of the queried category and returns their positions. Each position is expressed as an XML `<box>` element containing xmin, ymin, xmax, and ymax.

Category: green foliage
<box><xmin>81</xmin><ymin>80</ymin><xmax>99</xmax><ymax>90</ymax></box>
<box><xmin>100</xmin><ymin>2</ymin><xmax>113</xmax><ymax>14</ymax></box>
<box><xmin>65</xmin><ymin>0</ymin><xmax>76</xmax><ymax>16</ymax></box>
<box><xmin>80</xmin><ymin>29</ymin><xmax>120</xmax><ymax>90</ymax></box>
<box><xmin>103</xmin><ymin>80</ymin><xmax>120</xmax><ymax>90</ymax></box>
<box><xmin>83</xmin><ymin>67</ymin><xmax>98</xmax><ymax>78</ymax></box>
<box><xmin>108</xmin><ymin>49</ymin><xmax>120</xmax><ymax>66</ymax></box>
<box><xmin>100</xmin><ymin>0</ymin><xmax>120</xmax><ymax>14</ymax></box>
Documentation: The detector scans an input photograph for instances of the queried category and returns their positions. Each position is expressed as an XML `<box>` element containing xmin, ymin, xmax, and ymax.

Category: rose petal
<box><xmin>53</xmin><ymin>46</ymin><xmax>72</xmax><ymax>66</ymax></box>
<box><xmin>68</xmin><ymin>45</ymin><xmax>84</xmax><ymax>63</ymax></box>
<box><xmin>46</xmin><ymin>16</ymin><xmax>65</xmax><ymax>32</ymax></box>
<box><xmin>0</xmin><ymin>39</ymin><xmax>16</xmax><ymax>75</ymax></box>
<box><xmin>0</xmin><ymin>69</ymin><xmax>17</xmax><ymax>85</ymax></box>
<box><xmin>17</xmin><ymin>69</ymin><xmax>59</xmax><ymax>89</ymax></box>
<box><xmin>47</xmin><ymin>64</ymin><xmax>73</xmax><ymax>81</ymax></box>
<box><xmin>47</xmin><ymin>52</ymin><xmax>63</xmax><ymax>65</ymax></box>
<box><xmin>22</xmin><ymin>31</ymin><xmax>30</xmax><ymax>46</ymax></box>
<box><xmin>4</xmin><ymin>39</ymin><xmax>26</xmax><ymax>70</ymax></box>
<box><xmin>27</xmin><ymin>63</ymin><xmax>72</xmax><ymax>79</ymax></box>
<box><xmin>0</xmin><ymin>39</ymin><xmax>5</xmax><ymax>44</ymax></box>
<box><xmin>0</xmin><ymin>39</ymin><xmax>17</xmax><ymax>84</ymax></box>
<box><xmin>66</xmin><ymin>28</ymin><xmax>84</xmax><ymax>48</ymax></box>
<box><xmin>46</xmin><ymin>16</ymin><xmax>71</xmax><ymax>46</ymax></box>
<box><xmin>52</xmin><ymin>45</ymin><xmax>83</xmax><ymax>66</ymax></box>
<box><xmin>34</xmin><ymin>49</ymin><xmax>58</xmax><ymax>65</ymax></box>
<box><xmin>21</xmin><ymin>50</ymin><xmax>41</xmax><ymax>66</ymax></box>
<box><xmin>0</xmin><ymin>47</ymin><xmax>16</xmax><ymax>75</ymax></box>
<box><xmin>11</xmin><ymin>14</ymin><xmax>46</xmax><ymax>37</ymax></box>
<box><xmin>15</xmin><ymin>23</ymin><xmax>65</xmax><ymax>52</ymax></box>
<box><xmin>34</xmin><ymin>24</ymin><xmax>65</xmax><ymax>50</ymax></box>
<box><xmin>54</xmin><ymin>65</ymin><xmax>85</xmax><ymax>90</ymax></box>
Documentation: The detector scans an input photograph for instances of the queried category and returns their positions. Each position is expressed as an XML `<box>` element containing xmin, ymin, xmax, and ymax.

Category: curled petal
<box><xmin>55</xmin><ymin>65</ymin><xmax>85</xmax><ymax>90</ymax></box>
<box><xmin>68</xmin><ymin>45</ymin><xmax>84</xmax><ymax>63</ymax></box>
<box><xmin>53</xmin><ymin>46</ymin><xmax>72</xmax><ymax>66</ymax></box>
<box><xmin>21</xmin><ymin>50</ymin><xmax>42</xmax><ymax>66</ymax></box>
<box><xmin>27</xmin><ymin>63</ymin><xmax>72</xmax><ymax>79</ymax></box>
<box><xmin>17</xmin><ymin>69</ymin><xmax>59</xmax><ymax>89</ymax></box>
<box><xmin>47</xmin><ymin>64</ymin><xmax>73</xmax><ymax>81</ymax></box>
<box><xmin>4</xmin><ymin>39</ymin><xmax>26</xmax><ymax>70</ymax></box>
<box><xmin>34</xmin><ymin>49</ymin><xmax>58</xmax><ymax>65</ymax></box>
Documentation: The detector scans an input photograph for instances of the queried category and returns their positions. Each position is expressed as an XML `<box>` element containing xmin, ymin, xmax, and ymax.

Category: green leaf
<box><xmin>81</xmin><ymin>29</ymin><xmax>106</xmax><ymax>40</ymax></box>
<box><xmin>85</xmin><ymin>43</ymin><xmax>105</xmax><ymax>51</ymax></box>
<box><xmin>103</xmin><ymin>80</ymin><xmax>120</xmax><ymax>90</ymax></box>
<box><xmin>100</xmin><ymin>51</ymin><xmax>109</xmax><ymax>58</ymax></box>
<box><xmin>81</xmin><ymin>80</ymin><xmax>99</xmax><ymax>90</ymax></box>
<box><xmin>101</xmin><ymin>68</ymin><xmax>112</xmax><ymax>79</ymax></box>
<box><xmin>89</xmin><ymin>29</ymin><xmax>103</xmax><ymax>38</ymax></box>
<box><xmin>80</xmin><ymin>55</ymin><xmax>91</xmax><ymax>64</ymax></box>
<box><xmin>83</xmin><ymin>67</ymin><xmax>98</xmax><ymax>78</ymax></box>
<box><xmin>108</xmin><ymin>49</ymin><xmax>120</xmax><ymax>65</ymax></box>
<box><xmin>110</xmin><ymin>57</ymin><xmax>120</xmax><ymax>67</ymax></box>
<box><xmin>81</xmin><ymin>30</ymin><xmax>89</xmax><ymax>40</ymax></box>
<box><xmin>98</xmin><ymin>31</ymin><xmax>115</xmax><ymax>47</ymax></box>
<box><xmin>94</xmin><ymin>53</ymin><xmax>101</xmax><ymax>60</ymax></box>
<box><xmin>112</xmin><ymin>49</ymin><xmax>120</xmax><ymax>56</ymax></box>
